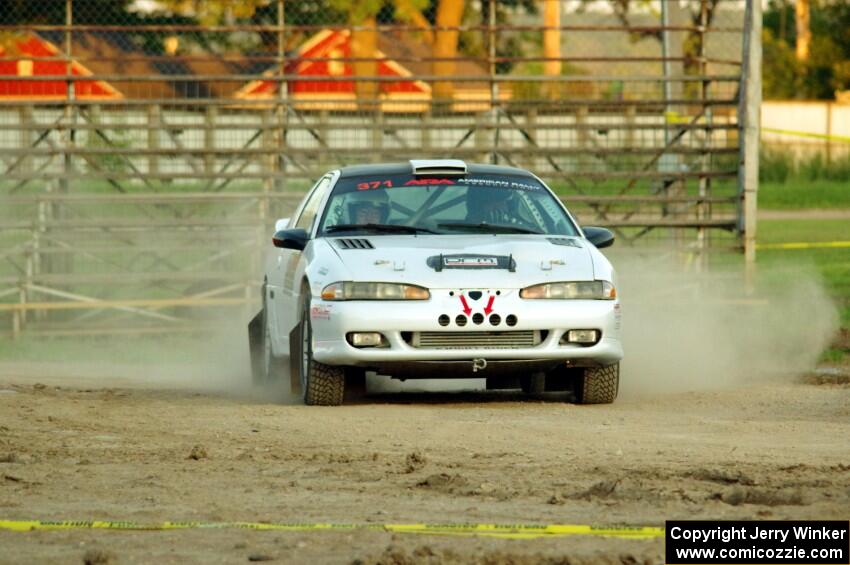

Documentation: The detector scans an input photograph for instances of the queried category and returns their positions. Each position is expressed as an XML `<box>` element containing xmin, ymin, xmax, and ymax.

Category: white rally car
<box><xmin>248</xmin><ymin>160</ymin><xmax>622</xmax><ymax>405</ymax></box>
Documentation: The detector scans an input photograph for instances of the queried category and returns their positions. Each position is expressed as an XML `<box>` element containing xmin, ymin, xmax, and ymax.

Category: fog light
<box><xmin>347</xmin><ymin>332</ymin><xmax>387</xmax><ymax>348</ymax></box>
<box><xmin>563</xmin><ymin>329</ymin><xmax>599</xmax><ymax>344</ymax></box>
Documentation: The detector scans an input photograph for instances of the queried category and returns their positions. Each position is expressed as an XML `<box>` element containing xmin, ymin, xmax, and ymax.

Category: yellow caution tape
<box><xmin>757</xmin><ymin>241</ymin><xmax>850</xmax><ymax>250</ymax></box>
<box><xmin>0</xmin><ymin>520</ymin><xmax>664</xmax><ymax>540</ymax></box>
<box><xmin>762</xmin><ymin>127</ymin><xmax>850</xmax><ymax>144</ymax></box>
<box><xmin>386</xmin><ymin>523</ymin><xmax>663</xmax><ymax>540</ymax></box>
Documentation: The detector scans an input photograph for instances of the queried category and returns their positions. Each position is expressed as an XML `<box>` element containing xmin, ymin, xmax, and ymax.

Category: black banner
<box><xmin>666</xmin><ymin>520</ymin><xmax>849</xmax><ymax>564</ymax></box>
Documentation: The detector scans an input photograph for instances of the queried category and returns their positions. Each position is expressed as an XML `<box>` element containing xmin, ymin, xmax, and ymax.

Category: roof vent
<box><xmin>409</xmin><ymin>159</ymin><xmax>467</xmax><ymax>176</ymax></box>
<box><xmin>335</xmin><ymin>238</ymin><xmax>374</xmax><ymax>250</ymax></box>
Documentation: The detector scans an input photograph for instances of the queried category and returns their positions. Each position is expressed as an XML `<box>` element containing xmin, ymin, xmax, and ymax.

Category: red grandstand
<box><xmin>0</xmin><ymin>33</ymin><xmax>122</xmax><ymax>100</ymax></box>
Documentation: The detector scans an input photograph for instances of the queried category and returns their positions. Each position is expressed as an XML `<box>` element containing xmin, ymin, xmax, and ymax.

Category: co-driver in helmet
<box><xmin>346</xmin><ymin>189</ymin><xmax>391</xmax><ymax>225</ymax></box>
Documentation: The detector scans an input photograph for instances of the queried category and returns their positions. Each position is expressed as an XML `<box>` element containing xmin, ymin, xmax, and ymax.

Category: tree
<box><xmin>542</xmin><ymin>0</ymin><xmax>561</xmax><ymax>99</ymax></box>
<box><xmin>764</xmin><ymin>0</ymin><xmax>850</xmax><ymax>98</ymax></box>
<box><xmin>159</xmin><ymin>0</ymin><xmax>272</xmax><ymax>24</ymax></box>
<box><xmin>612</xmin><ymin>0</ymin><xmax>721</xmax><ymax>98</ymax></box>
<box><xmin>433</xmin><ymin>0</ymin><xmax>465</xmax><ymax>99</ymax></box>
<box><xmin>795</xmin><ymin>0</ymin><xmax>811</xmax><ymax>61</ymax></box>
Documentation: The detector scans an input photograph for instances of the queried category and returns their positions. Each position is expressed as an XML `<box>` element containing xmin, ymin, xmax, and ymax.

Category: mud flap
<box><xmin>247</xmin><ymin>309</ymin><xmax>264</xmax><ymax>382</ymax></box>
<box><xmin>288</xmin><ymin>323</ymin><xmax>302</xmax><ymax>395</ymax></box>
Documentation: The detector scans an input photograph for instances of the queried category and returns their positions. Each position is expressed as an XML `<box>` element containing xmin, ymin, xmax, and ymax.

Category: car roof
<box><xmin>336</xmin><ymin>161</ymin><xmax>538</xmax><ymax>179</ymax></box>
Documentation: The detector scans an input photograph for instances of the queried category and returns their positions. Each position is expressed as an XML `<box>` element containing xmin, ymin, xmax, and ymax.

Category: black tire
<box><xmin>299</xmin><ymin>287</ymin><xmax>345</xmax><ymax>406</ymax></box>
<box><xmin>574</xmin><ymin>363</ymin><xmax>619</xmax><ymax>405</ymax></box>
<box><xmin>519</xmin><ymin>372</ymin><xmax>546</xmax><ymax>394</ymax></box>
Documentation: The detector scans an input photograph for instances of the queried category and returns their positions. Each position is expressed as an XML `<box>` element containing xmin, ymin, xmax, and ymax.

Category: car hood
<box><xmin>321</xmin><ymin>234</ymin><xmax>597</xmax><ymax>288</ymax></box>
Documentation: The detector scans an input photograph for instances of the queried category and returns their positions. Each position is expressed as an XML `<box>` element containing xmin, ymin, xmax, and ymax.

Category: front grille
<box><xmin>408</xmin><ymin>330</ymin><xmax>542</xmax><ymax>349</ymax></box>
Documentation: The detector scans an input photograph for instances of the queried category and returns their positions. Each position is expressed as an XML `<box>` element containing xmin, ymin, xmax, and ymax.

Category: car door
<box><xmin>271</xmin><ymin>175</ymin><xmax>333</xmax><ymax>353</ymax></box>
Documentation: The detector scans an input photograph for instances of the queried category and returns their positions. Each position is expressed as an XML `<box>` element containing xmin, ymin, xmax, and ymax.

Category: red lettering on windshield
<box><xmin>403</xmin><ymin>178</ymin><xmax>455</xmax><ymax>186</ymax></box>
<box><xmin>356</xmin><ymin>180</ymin><xmax>394</xmax><ymax>190</ymax></box>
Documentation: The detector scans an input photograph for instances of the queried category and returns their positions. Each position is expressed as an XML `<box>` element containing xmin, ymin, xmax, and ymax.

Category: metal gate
<box><xmin>0</xmin><ymin>0</ymin><xmax>759</xmax><ymax>337</ymax></box>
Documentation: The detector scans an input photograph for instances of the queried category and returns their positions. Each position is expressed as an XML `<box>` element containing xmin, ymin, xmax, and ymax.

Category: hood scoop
<box><xmin>335</xmin><ymin>238</ymin><xmax>374</xmax><ymax>250</ymax></box>
<box><xmin>547</xmin><ymin>237</ymin><xmax>583</xmax><ymax>248</ymax></box>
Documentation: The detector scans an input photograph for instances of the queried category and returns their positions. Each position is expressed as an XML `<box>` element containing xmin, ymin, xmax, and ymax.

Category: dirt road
<box><xmin>0</xmin><ymin>366</ymin><xmax>848</xmax><ymax>564</ymax></box>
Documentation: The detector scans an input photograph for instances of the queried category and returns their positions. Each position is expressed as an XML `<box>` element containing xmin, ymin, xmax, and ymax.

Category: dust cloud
<box><xmin>1</xmin><ymin>256</ymin><xmax>838</xmax><ymax>402</ymax></box>
<box><xmin>614</xmin><ymin>253</ymin><xmax>839</xmax><ymax>397</ymax></box>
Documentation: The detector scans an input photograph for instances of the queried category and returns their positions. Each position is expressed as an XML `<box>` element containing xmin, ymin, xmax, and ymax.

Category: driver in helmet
<box><xmin>465</xmin><ymin>186</ymin><xmax>515</xmax><ymax>225</ymax></box>
<box><xmin>347</xmin><ymin>189</ymin><xmax>390</xmax><ymax>225</ymax></box>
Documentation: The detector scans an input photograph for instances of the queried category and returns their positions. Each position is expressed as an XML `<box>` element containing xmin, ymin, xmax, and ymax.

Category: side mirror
<box><xmin>583</xmin><ymin>226</ymin><xmax>615</xmax><ymax>249</ymax></box>
<box><xmin>275</xmin><ymin>217</ymin><xmax>290</xmax><ymax>231</ymax></box>
<box><xmin>272</xmin><ymin>228</ymin><xmax>309</xmax><ymax>251</ymax></box>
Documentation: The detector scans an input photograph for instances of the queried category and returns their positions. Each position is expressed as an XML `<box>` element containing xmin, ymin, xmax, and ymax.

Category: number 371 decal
<box><xmin>357</xmin><ymin>180</ymin><xmax>393</xmax><ymax>190</ymax></box>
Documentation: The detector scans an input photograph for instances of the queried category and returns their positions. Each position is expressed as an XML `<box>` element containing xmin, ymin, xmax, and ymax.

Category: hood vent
<box><xmin>335</xmin><ymin>238</ymin><xmax>374</xmax><ymax>250</ymax></box>
<box><xmin>547</xmin><ymin>237</ymin><xmax>582</xmax><ymax>248</ymax></box>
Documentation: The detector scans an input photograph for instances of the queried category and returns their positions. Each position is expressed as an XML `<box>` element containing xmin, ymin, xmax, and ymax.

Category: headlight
<box><xmin>321</xmin><ymin>281</ymin><xmax>430</xmax><ymax>301</ymax></box>
<box><xmin>520</xmin><ymin>281</ymin><xmax>616</xmax><ymax>300</ymax></box>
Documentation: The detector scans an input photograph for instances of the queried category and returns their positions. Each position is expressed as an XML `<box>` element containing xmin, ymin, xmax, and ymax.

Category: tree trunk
<box><xmin>352</xmin><ymin>17</ymin><xmax>378</xmax><ymax>109</ymax></box>
<box><xmin>795</xmin><ymin>0</ymin><xmax>810</xmax><ymax>62</ymax></box>
<box><xmin>433</xmin><ymin>0</ymin><xmax>465</xmax><ymax>101</ymax></box>
<box><xmin>543</xmin><ymin>0</ymin><xmax>562</xmax><ymax>99</ymax></box>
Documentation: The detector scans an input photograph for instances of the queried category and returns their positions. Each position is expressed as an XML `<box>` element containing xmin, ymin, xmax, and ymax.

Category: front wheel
<box><xmin>298</xmin><ymin>289</ymin><xmax>345</xmax><ymax>406</ymax></box>
<box><xmin>574</xmin><ymin>363</ymin><xmax>619</xmax><ymax>405</ymax></box>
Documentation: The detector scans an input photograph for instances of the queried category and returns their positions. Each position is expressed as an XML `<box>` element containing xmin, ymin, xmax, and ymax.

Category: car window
<box><xmin>294</xmin><ymin>176</ymin><xmax>332</xmax><ymax>231</ymax></box>
<box><xmin>317</xmin><ymin>173</ymin><xmax>578</xmax><ymax>236</ymax></box>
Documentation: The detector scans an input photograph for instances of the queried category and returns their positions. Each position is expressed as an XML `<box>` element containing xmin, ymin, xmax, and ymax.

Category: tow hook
<box><xmin>472</xmin><ymin>358</ymin><xmax>488</xmax><ymax>372</ymax></box>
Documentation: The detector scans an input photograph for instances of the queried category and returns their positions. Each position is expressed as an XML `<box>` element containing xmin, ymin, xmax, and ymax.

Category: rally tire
<box><xmin>304</xmin><ymin>361</ymin><xmax>345</xmax><ymax>406</ymax></box>
<box><xmin>574</xmin><ymin>363</ymin><xmax>619</xmax><ymax>405</ymax></box>
<box><xmin>299</xmin><ymin>287</ymin><xmax>345</xmax><ymax>406</ymax></box>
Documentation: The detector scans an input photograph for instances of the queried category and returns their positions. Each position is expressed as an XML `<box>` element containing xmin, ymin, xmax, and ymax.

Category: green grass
<box><xmin>758</xmin><ymin>218</ymin><xmax>850</xmax><ymax>244</ymax></box>
<box><xmin>758</xmin><ymin>180</ymin><xmax>850</xmax><ymax>209</ymax></box>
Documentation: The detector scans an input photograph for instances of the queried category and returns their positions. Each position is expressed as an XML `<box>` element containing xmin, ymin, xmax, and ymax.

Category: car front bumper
<box><xmin>309</xmin><ymin>289</ymin><xmax>623</xmax><ymax>369</ymax></box>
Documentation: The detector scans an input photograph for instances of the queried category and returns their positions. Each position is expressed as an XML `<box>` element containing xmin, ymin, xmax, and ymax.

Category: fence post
<box><xmin>204</xmin><ymin>106</ymin><xmax>217</xmax><ymax>175</ymax></box>
<box><xmin>624</xmin><ymin>105</ymin><xmax>636</xmax><ymax>148</ymax></box>
<box><xmin>277</xmin><ymin>0</ymin><xmax>288</xmax><ymax>195</ymax></box>
<box><xmin>262</xmin><ymin>108</ymin><xmax>274</xmax><ymax>227</ymax></box>
<box><xmin>526</xmin><ymin>107</ymin><xmax>537</xmax><ymax>171</ymax></box>
<box><xmin>475</xmin><ymin>111</ymin><xmax>488</xmax><ymax>163</ymax></box>
<box><xmin>59</xmin><ymin>0</ymin><xmax>74</xmax><ymax>281</ymax></box>
<box><xmin>148</xmin><ymin>104</ymin><xmax>160</xmax><ymax>176</ymax></box>
<box><xmin>19</xmin><ymin>106</ymin><xmax>33</xmax><ymax>175</ymax></box>
<box><xmin>34</xmin><ymin>198</ymin><xmax>46</xmax><ymax>322</ymax></box>
<box><xmin>576</xmin><ymin>105</ymin><xmax>588</xmax><ymax>172</ymax></box>
<box><xmin>422</xmin><ymin>109</ymin><xmax>432</xmax><ymax>154</ymax></box>
<box><xmin>738</xmin><ymin>0</ymin><xmax>762</xmax><ymax>280</ymax></box>
<box><xmin>488</xmin><ymin>0</ymin><xmax>498</xmax><ymax>164</ymax></box>
<box><xmin>372</xmin><ymin>108</ymin><xmax>383</xmax><ymax>162</ymax></box>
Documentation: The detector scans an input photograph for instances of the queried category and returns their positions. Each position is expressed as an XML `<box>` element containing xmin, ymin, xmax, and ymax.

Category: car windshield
<box><xmin>317</xmin><ymin>173</ymin><xmax>578</xmax><ymax>237</ymax></box>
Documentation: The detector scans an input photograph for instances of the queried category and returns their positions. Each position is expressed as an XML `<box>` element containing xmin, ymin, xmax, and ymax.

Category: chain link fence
<box><xmin>0</xmin><ymin>0</ymin><xmax>758</xmax><ymax>337</ymax></box>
